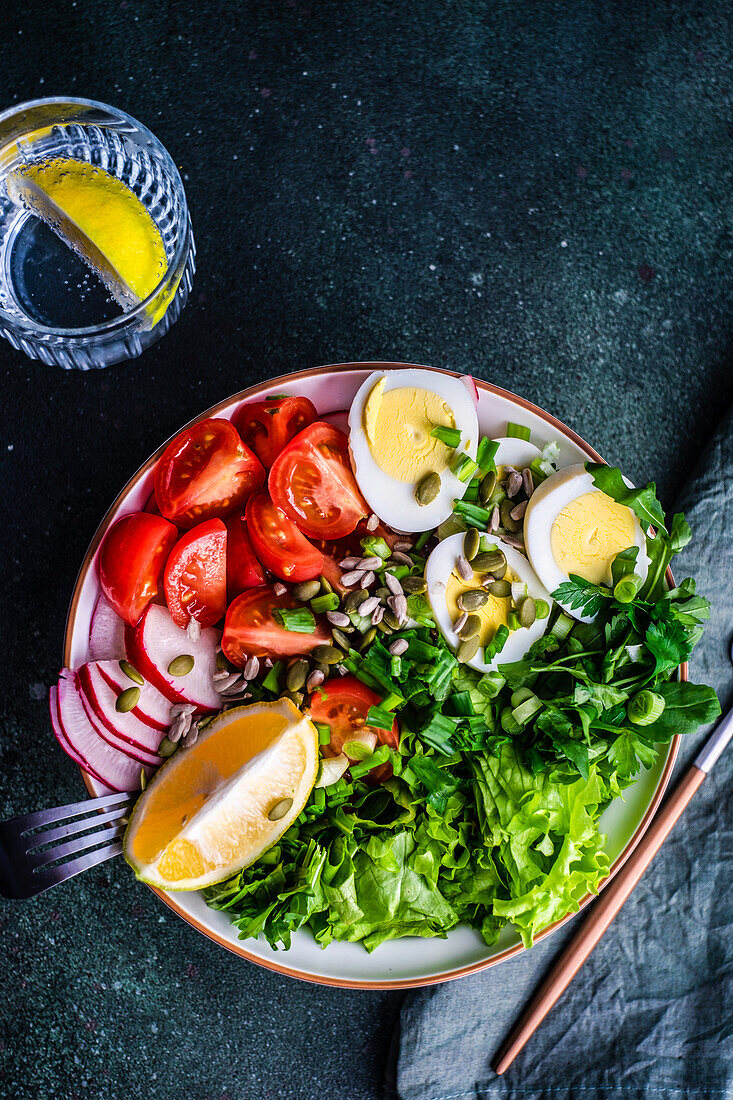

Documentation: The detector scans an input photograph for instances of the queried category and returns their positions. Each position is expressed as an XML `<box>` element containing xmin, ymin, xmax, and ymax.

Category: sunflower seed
<box><xmin>168</xmin><ymin>714</ymin><xmax>190</xmax><ymax>743</ymax></box>
<box><xmin>510</xmin><ymin>500</ymin><xmax>527</xmax><ymax>522</ymax></box>
<box><xmin>336</xmin><ymin>664</ymin><xmax>348</xmax><ymax>675</ymax></box>
<box><xmin>306</xmin><ymin>669</ymin><xmax>325</xmax><ymax>692</ymax></box>
<box><xmin>119</xmin><ymin>659</ymin><xmax>144</xmax><ymax>686</ymax></box>
<box><xmin>183</xmin><ymin>725</ymin><xmax>199</xmax><ymax>748</ymax></box>
<box><xmin>358</xmin><ymin>556</ymin><xmax>382</xmax><ymax>571</ymax></box>
<box><xmin>268</xmin><ymin>797</ymin><xmax>294</xmax><ymax>821</ymax></box>
<box><xmin>507</xmin><ymin>471</ymin><xmax>523</xmax><ymax>499</ymax></box>
<box><xmin>186</xmin><ymin>617</ymin><xmax>201</xmax><ymax>643</ymax></box>
<box><xmin>522</xmin><ymin>467</ymin><xmax>534</xmax><ymax>497</ymax></box>
<box><xmin>458</xmin><ymin>588</ymin><xmax>490</xmax><ymax>611</ymax></box>
<box><xmin>286</xmin><ymin>659</ymin><xmax>309</xmax><ymax>692</ymax></box>
<box><xmin>402</xmin><ymin>574</ymin><xmax>427</xmax><ymax>594</ymax></box>
<box><xmin>457</xmin><ymin>636</ymin><xmax>480</xmax><ymax>663</ymax></box>
<box><xmin>169</xmin><ymin>702</ymin><xmax>196</xmax><ymax>719</ymax></box>
<box><xmin>501</xmin><ymin>533</ymin><xmax>526</xmax><ymax>549</ymax></box>
<box><xmin>366</xmin><ymin>513</ymin><xmax>379</xmax><ymax>531</ymax></box>
<box><xmin>214</xmin><ymin>672</ymin><xmax>241</xmax><ymax>693</ymax></box>
<box><xmin>220</xmin><ymin>681</ymin><xmax>248</xmax><ymax>696</ymax></box>
<box><xmin>213</xmin><ymin>668</ymin><xmax>234</xmax><ymax>682</ymax></box>
<box><xmin>456</xmin><ymin>555</ymin><xmax>473</xmax><ymax>581</ymax></box>
<box><xmin>326</xmin><ymin>610</ymin><xmax>350</xmax><ymax>628</ymax></box>
<box><xmin>293</xmin><ymin>579</ymin><xmax>321</xmax><ymax>601</ymax></box>
<box><xmin>371</xmin><ymin>605</ymin><xmax>384</xmax><ymax>626</ymax></box>
<box><xmin>341</xmin><ymin>569</ymin><xmax>366</xmax><ymax>587</ymax></box>
<box><xmin>389</xmin><ymin>638</ymin><xmax>409</xmax><ymax>656</ymax></box>
<box><xmin>273</xmin><ymin>582</ymin><xmax>287</xmax><ymax>596</ymax></box>
<box><xmin>359</xmin><ymin>595</ymin><xmax>380</xmax><ymax>616</ymax></box>
<box><xmin>389</xmin><ymin>551</ymin><xmax>413</xmax><ymax>566</ymax></box>
<box><xmin>387</xmin><ymin>594</ymin><xmax>408</xmax><ymax>623</ymax></box>
<box><xmin>453</xmin><ymin>611</ymin><xmax>468</xmax><ymax>634</ymax></box>
<box><xmin>115</xmin><ymin>687</ymin><xmax>140</xmax><ymax>713</ymax></box>
<box><xmin>385</xmin><ymin>572</ymin><xmax>403</xmax><ymax>596</ymax></box>
<box><xmin>489</xmin><ymin>505</ymin><xmax>500</xmax><ymax>533</ymax></box>
<box><xmin>339</xmin><ymin>557</ymin><xmax>361</xmax><ymax>570</ymax></box>
<box><xmin>243</xmin><ymin>656</ymin><xmax>260</xmax><ymax>680</ymax></box>
<box><xmin>503</xmin><ymin>465</ymin><xmax>518</xmax><ymax>477</ymax></box>
<box><xmin>360</xmin><ymin>571</ymin><xmax>376</xmax><ymax>588</ymax></box>
<box><xmin>168</xmin><ymin>654</ymin><xmax>194</xmax><ymax>677</ymax></box>
<box><xmin>393</xmin><ymin>540</ymin><xmax>413</xmax><ymax>552</ymax></box>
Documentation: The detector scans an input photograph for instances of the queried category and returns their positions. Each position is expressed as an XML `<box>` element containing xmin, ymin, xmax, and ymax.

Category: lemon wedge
<box><xmin>124</xmin><ymin>698</ymin><xmax>319</xmax><ymax>891</ymax></box>
<box><xmin>5</xmin><ymin>156</ymin><xmax>168</xmax><ymax>310</ymax></box>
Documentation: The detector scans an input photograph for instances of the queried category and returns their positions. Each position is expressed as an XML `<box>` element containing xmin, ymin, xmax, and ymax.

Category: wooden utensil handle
<box><xmin>493</xmin><ymin>764</ymin><xmax>706</xmax><ymax>1075</ymax></box>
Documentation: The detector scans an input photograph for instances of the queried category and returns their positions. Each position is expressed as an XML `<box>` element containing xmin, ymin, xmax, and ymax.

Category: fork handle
<box><xmin>492</xmin><ymin>763</ymin><xmax>706</xmax><ymax>1075</ymax></box>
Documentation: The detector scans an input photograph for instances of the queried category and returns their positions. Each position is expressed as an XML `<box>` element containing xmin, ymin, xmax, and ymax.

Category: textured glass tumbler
<box><xmin>0</xmin><ymin>97</ymin><xmax>195</xmax><ymax>369</ymax></box>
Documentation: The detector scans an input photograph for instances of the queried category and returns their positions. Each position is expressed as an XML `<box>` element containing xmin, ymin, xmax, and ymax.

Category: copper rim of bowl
<box><xmin>63</xmin><ymin>361</ymin><xmax>683</xmax><ymax>989</ymax></box>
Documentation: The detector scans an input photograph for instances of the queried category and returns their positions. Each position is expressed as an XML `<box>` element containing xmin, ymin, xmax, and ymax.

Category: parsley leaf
<box><xmin>553</xmin><ymin>574</ymin><xmax>612</xmax><ymax>618</ymax></box>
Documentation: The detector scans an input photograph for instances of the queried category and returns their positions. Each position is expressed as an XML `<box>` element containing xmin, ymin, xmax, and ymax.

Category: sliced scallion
<box><xmin>453</xmin><ymin>499</ymin><xmax>492</xmax><ymax>529</ymax></box>
<box><xmin>274</xmin><ymin>608</ymin><xmax>317</xmax><ymax>633</ymax></box>
<box><xmin>450</xmin><ymin>452</ymin><xmax>479</xmax><ymax>483</ymax></box>
<box><xmin>262</xmin><ymin>661</ymin><xmax>283</xmax><ymax>693</ymax></box>
<box><xmin>366</xmin><ymin>705</ymin><xmax>395</xmax><ymax>731</ymax></box>
<box><xmin>506</xmin><ymin>421</ymin><xmax>531</xmax><ymax>441</ymax></box>
<box><xmin>627</xmin><ymin>690</ymin><xmax>665</xmax><ymax>726</ymax></box>
<box><xmin>476</xmin><ymin>437</ymin><xmax>500</xmax><ymax>472</ymax></box>
<box><xmin>315</xmin><ymin>721</ymin><xmax>332</xmax><ymax>746</ymax></box>
<box><xmin>360</xmin><ymin>535</ymin><xmax>392</xmax><ymax>560</ymax></box>
<box><xmin>614</xmin><ymin>573</ymin><xmax>643</xmax><ymax>603</ymax></box>
<box><xmin>430</xmin><ymin>424</ymin><xmax>462</xmax><ymax>448</ymax></box>
<box><xmin>550</xmin><ymin>611</ymin><xmax>575</xmax><ymax>640</ymax></box>
<box><xmin>310</xmin><ymin>592</ymin><xmax>339</xmax><ymax>613</ymax></box>
<box><xmin>349</xmin><ymin>745</ymin><xmax>391</xmax><ymax>778</ymax></box>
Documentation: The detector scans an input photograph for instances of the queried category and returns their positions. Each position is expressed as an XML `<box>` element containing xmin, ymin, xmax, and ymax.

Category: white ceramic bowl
<box><xmin>63</xmin><ymin>362</ymin><xmax>680</xmax><ymax>988</ymax></box>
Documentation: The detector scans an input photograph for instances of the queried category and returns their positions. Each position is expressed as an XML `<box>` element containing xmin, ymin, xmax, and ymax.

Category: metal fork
<box><xmin>0</xmin><ymin>791</ymin><xmax>134</xmax><ymax>899</ymax></box>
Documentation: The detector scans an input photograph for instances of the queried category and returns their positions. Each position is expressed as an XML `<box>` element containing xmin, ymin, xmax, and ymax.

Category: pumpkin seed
<box><xmin>463</xmin><ymin>527</ymin><xmax>480</xmax><ymax>561</ymax></box>
<box><xmin>415</xmin><ymin>471</ymin><xmax>441</xmax><ymax>506</ymax></box>
<box><xmin>119</xmin><ymin>659</ymin><xmax>143</xmax><ymax>686</ymax></box>
<box><xmin>158</xmin><ymin>735</ymin><xmax>178</xmax><ymax>758</ymax></box>
<box><xmin>489</xmin><ymin>579</ymin><xmax>512</xmax><ymax>598</ymax></box>
<box><xmin>343</xmin><ymin>588</ymin><xmax>368</xmax><ymax>612</ymax></box>
<box><xmin>284</xmin><ymin>690</ymin><xmax>304</xmax><ymax>707</ymax></box>
<box><xmin>293</xmin><ymin>579</ymin><xmax>321</xmax><ymax>602</ymax></box>
<box><xmin>116</xmin><ymin>686</ymin><xmax>140</xmax><ymax>713</ymax></box>
<box><xmin>312</xmin><ymin>645</ymin><xmax>343</xmax><ymax>666</ymax></box>
<box><xmin>286</xmin><ymin>659</ymin><xmax>309</xmax><ymax>692</ymax></box>
<box><xmin>319</xmin><ymin>574</ymin><xmax>334</xmax><ymax>594</ymax></box>
<box><xmin>384</xmin><ymin>609</ymin><xmax>402</xmax><ymax>630</ymax></box>
<box><xmin>376</xmin><ymin>619</ymin><xmax>395</xmax><ymax>635</ymax></box>
<box><xmin>457</xmin><ymin>636</ymin><xmax>480</xmax><ymax>663</ymax></box>
<box><xmin>402</xmin><ymin>574</ymin><xmax>427</xmax><ymax>594</ymax></box>
<box><xmin>500</xmin><ymin>499</ymin><xmax>521</xmax><ymax>533</ymax></box>
<box><xmin>458</xmin><ymin>613</ymin><xmax>482</xmax><ymax>639</ymax></box>
<box><xmin>458</xmin><ymin>588</ymin><xmax>489</xmax><ymax>611</ymax></box>
<box><xmin>359</xmin><ymin>627</ymin><xmax>377</xmax><ymax>650</ymax></box>
<box><xmin>215</xmin><ymin>651</ymin><xmax>231</xmax><ymax>671</ymax></box>
<box><xmin>268</xmin><ymin>797</ymin><xmax>294</xmax><ymax>821</ymax></box>
<box><xmin>139</xmin><ymin>768</ymin><xmax>147</xmax><ymax>791</ymax></box>
<box><xmin>331</xmin><ymin>628</ymin><xmax>351</xmax><ymax>652</ymax></box>
<box><xmin>168</xmin><ymin>654</ymin><xmax>194</xmax><ymax>677</ymax></box>
<box><xmin>518</xmin><ymin>596</ymin><xmax>537</xmax><ymax>628</ymax></box>
<box><xmin>478</xmin><ymin>471</ymin><xmax>497</xmax><ymax>506</ymax></box>
<box><xmin>473</xmin><ymin>549</ymin><xmax>507</xmax><ymax>577</ymax></box>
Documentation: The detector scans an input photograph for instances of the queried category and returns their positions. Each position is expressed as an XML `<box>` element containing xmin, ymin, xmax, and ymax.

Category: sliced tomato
<box><xmin>246</xmin><ymin>491</ymin><xmax>323</xmax><ymax>582</ymax></box>
<box><xmin>309</xmin><ymin>676</ymin><xmax>399</xmax><ymax>782</ymax></box>
<box><xmin>221</xmin><ymin>585</ymin><xmax>330</xmax><ymax>662</ymax></box>
<box><xmin>154</xmin><ymin>418</ymin><xmax>265</xmax><ymax>528</ymax></box>
<box><xmin>225</xmin><ymin>513</ymin><xmax>266</xmax><ymax>598</ymax></box>
<box><xmin>163</xmin><ymin>518</ymin><xmax>227</xmax><ymax>629</ymax></box>
<box><xmin>234</xmin><ymin>395</ymin><xmax>317</xmax><ymax>468</ymax></box>
<box><xmin>316</xmin><ymin>519</ymin><xmax>399</xmax><ymax>595</ymax></box>
<box><xmin>268</xmin><ymin>422</ymin><xmax>368</xmax><ymax>540</ymax></box>
<box><xmin>99</xmin><ymin>512</ymin><xmax>178</xmax><ymax>627</ymax></box>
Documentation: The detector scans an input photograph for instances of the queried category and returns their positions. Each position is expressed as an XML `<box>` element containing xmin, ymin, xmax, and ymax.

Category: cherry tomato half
<box><xmin>316</xmin><ymin>519</ymin><xmax>399</xmax><ymax>595</ymax></box>
<box><xmin>154</xmin><ymin>418</ymin><xmax>265</xmax><ymax>528</ymax></box>
<box><xmin>268</xmin><ymin>422</ymin><xmax>368</xmax><ymax>540</ymax></box>
<box><xmin>309</xmin><ymin>675</ymin><xmax>399</xmax><ymax>783</ymax></box>
<box><xmin>99</xmin><ymin>512</ymin><xmax>178</xmax><ymax>627</ymax></box>
<box><xmin>234</xmin><ymin>395</ymin><xmax>317</xmax><ymax>468</ymax></box>
<box><xmin>221</xmin><ymin>585</ymin><xmax>331</xmax><ymax>662</ymax></box>
<box><xmin>225</xmin><ymin>513</ymin><xmax>266</xmax><ymax>599</ymax></box>
<box><xmin>164</xmin><ymin>518</ymin><xmax>228</xmax><ymax>629</ymax></box>
<box><xmin>246</xmin><ymin>491</ymin><xmax>323</xmax><ymax>582</ymax></box>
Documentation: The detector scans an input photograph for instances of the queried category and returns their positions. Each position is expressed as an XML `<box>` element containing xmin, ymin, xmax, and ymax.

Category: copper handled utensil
<box><xmin>493</xmin><ymin>682</ymin><xmax>732</xmax><ymax>1076</ymax></box>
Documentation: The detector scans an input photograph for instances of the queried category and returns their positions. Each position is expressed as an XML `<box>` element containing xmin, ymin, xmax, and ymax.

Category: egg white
<box><xmin>523</xmin><ymin>464</ymin><xmax>650</xmax><ymax>622</ymax></box>
<box><xmin>425</xmin><ymin>532</ymin><xmax>553</xmax><ymax>673</ymax></box>
<box><xmin>348</xmin><ymin>369</ymin><xmax>479</xmax><ymax>532</ymax></box>
<box><xmin>491</xmin><ymin>436</ymin><xmax>542</xmax><ymax>472</ymax></box>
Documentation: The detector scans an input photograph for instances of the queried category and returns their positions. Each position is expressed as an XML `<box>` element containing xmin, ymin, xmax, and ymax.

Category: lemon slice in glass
<box><xmin>124</xmin><ymin>699</ymin><xmax>319</xmax><ymax>892</ymax></box>
<box><xmin>5</xmin><ymin>156</ymin><xmax>168</xmax><ymax>311</ymax></box>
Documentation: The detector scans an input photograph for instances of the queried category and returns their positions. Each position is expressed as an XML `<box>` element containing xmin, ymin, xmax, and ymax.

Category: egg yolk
<box><xmin>551</xmin><ymin>491</ymin><xmax>636</xmax><ymax>586</ymax></box>
<box><xmin>445</xmin><ymin>569</ymin><xmax>513</xmax><ymax>645</ymax></box>
<box><xmin>363</xmin><ymin>378</ymin><xmax>456</xmax><ymax>483</ymax></box>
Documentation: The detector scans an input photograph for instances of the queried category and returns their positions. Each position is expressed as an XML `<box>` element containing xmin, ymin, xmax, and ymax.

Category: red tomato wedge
<box><xmin>221</xmin><ymin>586</ymin><xmax>330</xmax><ymax>662</ymax></box>
<box><xmin>268</xmin><ymin>422</ymin><xmax>368</xmax><ymax>540</ymax></box>
<box><xmin>164</xmin><ymin>518</ymin><xmax>227</xmax><ymax>629</ymax></box>
<box><xmin>308</xmin><ymin>676</ymin><xmax>399</xmax><ymax>782</ymax></box>
<box><xmin>225</xmin><ymin>513</ymin><xmax>266</xmax><ymax>598</ymax></box>
<box><xmin>234</xmin><ymin>395</ymin><xmax>317</xmax><ymax>468</ymax></box>
<box><xmin>154</xmin><ymin>418</ymin><xmax>265</xmax><ymax>528</ymax></box>
<box><xmin>246</xmin><ymin>491</ymin><xmax>323</xmax><ymax>582</ymax></box>
<box><xmin>99</xmin><ymin>512</ymin><xmax>178</xmax><ymax>627</ymax></box>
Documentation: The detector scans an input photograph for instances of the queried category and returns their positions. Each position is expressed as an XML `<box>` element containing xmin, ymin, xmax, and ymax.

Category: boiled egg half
<box><xmin>348</xmin><ymin>369</ymin><xmax>479</xmax><ymax>531</ymax></box>
<box><xmin>523</xmin><ymin>464</ymin><xmax>650</xmax><ymax>621</ymax></box>
<box><xmin>425</xmin><ymin>532</ymin><xmax>553</xmax><ymax>673</ymax></box>
<box><xmin>491</xmin><ymin>436</ymin><xmax>542</xmax><ymax>475</ymax></box>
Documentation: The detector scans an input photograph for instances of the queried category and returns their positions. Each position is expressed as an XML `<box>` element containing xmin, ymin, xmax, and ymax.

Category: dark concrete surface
<box><xmin>0</xmin><ymin>2</ymin><xmax>730</xmax><ymax>1098</ymax></box>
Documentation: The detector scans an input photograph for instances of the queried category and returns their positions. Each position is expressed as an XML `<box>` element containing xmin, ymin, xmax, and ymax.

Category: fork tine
<box><xmin>27</xmin><ymin>841</ymin><xmax>124</xmax><ymax>897</ymax></box>
<box><xmin>9</xmin><ymin>791</ymin><xmax>132</xmax><ymax>835</ymax></box>
<box><xmin>28</xmin><ymin>821</ymin><xmax>127</xmax><ymax>870</ymax></box>
<box><xmin>26</xmin><ymin>804</ymin><xmax>131</xmax><ymax>849</ymax></box>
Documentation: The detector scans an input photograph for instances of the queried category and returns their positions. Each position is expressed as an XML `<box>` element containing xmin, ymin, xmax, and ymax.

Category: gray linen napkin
<box><xmin>393</xmin><ymin>408</ymin><xmax>733</xmax><ymax>1100</ymax></box>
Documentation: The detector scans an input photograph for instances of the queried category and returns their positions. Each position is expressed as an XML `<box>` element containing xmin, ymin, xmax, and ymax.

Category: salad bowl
<box><xmin>62</xmin><ymin>362</ymin><xmax>682</xmax><ymax>988</ymax></box>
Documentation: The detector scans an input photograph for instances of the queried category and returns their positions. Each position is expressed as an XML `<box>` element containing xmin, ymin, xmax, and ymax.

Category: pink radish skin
<box><xmin>125</xmin><ymin>604</ymin><xmax>221</xmax><ymax>712</ymax></box>
<box><xmin>460</xmin><ymin>375</ymin><xmax>479</xmax><ymax>405</ymax></box>
<box><xmin>50</xmin><ymin>685</ymin><xmax>97</xmax><ymax>775</ymax></box>
<box><xmin>77</xmin><ymin>664</ymin><xmax>164</xmax><ymax>763</ymax></box>
<box><xmin>56</xmin><ymin>671</ymin><xmax>146</xmax><ymax>791</ymax></box>
<box><xmin>95</xmin><ymin>660</ymin><xmax>170</xmax><ymax>730</ymax></box>
<box><xmin>89</xmin><ymin>594</ymin><xmax>126</xmax><ymax>662</ymax></box>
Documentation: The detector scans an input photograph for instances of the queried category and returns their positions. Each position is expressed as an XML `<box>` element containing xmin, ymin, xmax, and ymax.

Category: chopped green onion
<box><xmin>405</xmin><ymin>637</ymin><xmax>438</xmax><ymax>661</ymax></box>
<box><xmin>476</xmin><ymin>437</ymin><xmax>500</xmax><ymax>472</ymax></box>
<box><xmin>313</xmin><ymin>786</ymin><xmax>326</xmax><ymax>809</ymax></box>
<box><xmin>310</xmin><ymin>592</ymin><xmax>339</xmax><ymax>613</ymax></box>
<box><xmin>511</xmin><ymin>686</ymin><xmax>536</xmax><ymax>707</ymax></box>
<box><xmin>450</xmin><ymin>452</ymin><xmax>479</xmax><ymax>483</ymax></box>
<box><xmin>380</xmin><ymin>691</ymin><xmax>403</xmax><ymax>712</ymax></box>
<box><xmin>420</xmin><ymin>713</ymin><xmax>459</xmax><ymax>754</ymax></box>
<box><xmin>343</xmin><ymin>738</ymin><xmax>375</xmax><ymax>760</ymax></box>
<box><xmin>262</xmin><ymin>661</ymin><xmax>283</xmax><ymax>693</ymax></box>
<box><xmin>415</xmin><ymin>529</ymin><xmax>433</xmax><ymax>552</ymax></box>
<box><xmin>477</xmin><ymin>670</ymin><xmax>506</xmax><ymax>698</ymax></box>
<box><xmin>463</xmin><ymin>481</ymin><xmax>480</xmax><ymax>502</ymax></box>
<box><xmin>449</xmin><ymin>690</ymin><xmax>475</xmax><ymax>717</ymax></box>
<box><xmin>535</xmin><ymin>598</ymin><xmax>550</xmax><ymax>620</ymax></box>
<box><xmin>274</xmin><ymin>608</ymin><xmax>317</xmax><ymax>633</ymax></box>
<box><xmin>627</xmin><ymin>690</ymin><xmax>665</xmax><ymax>726</ymax></box>
<box><xmin>500</xmin><ymin>705</ymin><xmax>522</xmax><ymax>734</ymax></box>
<box><xmin>614</xmin><ymin>573</ymin><xmax>643</xmax><ymax>603</ymax></box>
<box><xmin>366</xmin><ymin>705</ymin><xmax>395</xmax><ymax>731</ymax></box>
<box><xmin>506</xmin><ymin>422</ymin><xmax>531</xmax><ymax>441</ymax></box>
<box><xmin>360</xmin><ymin>535</ymin><xmax>392</xmax><ymax>560</ymax></box>
<box><xmin>507</xmin><ymin>611</ymin><xmax>521</xmax><ymax>631</ymax></box>
<box><xmin>315</xmin><ymin>721</ymin><xmax>332</xmax><ymax>746</ymax></box>
<box><xmin>453</xmin><ymin>500</ymin><xmax>491</xmax><ymax>529</ymax></box>
<box><xmin>550</xmin><ymin>611</ymin><xmax>575</xmax><ymax>640</ymax></box>
<box><xmin>431</xmin><ymin>424</ymin><xmax>462</xmax><ymax>448</ymax></box>
<box><xmin>329</xmin><ymin>777</ymin><xmax>350</xmax><ymax>796</ymax></box>
<box><xmin>385</xmin><ymin>563</ymin><xmax>411</xmax><ymax>581</ymax></box>
<box><xmin>390</xmin><ymin>656</ymin><xmax>402</xmax><ymax>678</ymax></box>
<box><xmin>265</xmin><ymin>393</ymin><xmax>291</xmax><ymax>400</ymax></box>
<box><xmin>512</xmin><ymin>695</ymin><xmax>543</xmax><ymax>726</ymax></box>
<box><xmin>349</xmin><ymin>745</ymin><xmax>391</xmax><ymax>778</ymax></box>
<box><xmin>484</xmin><ymin>625</ymin><xmax>510</xmax><ymax>660</ymax></box>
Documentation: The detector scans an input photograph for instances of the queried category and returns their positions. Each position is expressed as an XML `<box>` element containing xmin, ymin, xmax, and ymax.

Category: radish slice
<box><xmin>50</xmin><ymin>685</ymin><xmax>94</xmax><ymax>773</ymax></box>
<box><xmin>460</xmin><ymin>375</ymin><xmax>479</xmax><ymax>405</ymax></box>
<box><xmin>56</xmin><ymin>671</ymin><xmax>146</xmax><ymax>791</ymax></box>
<box><xmin>77</xmin><ymin>664</ymin><xmax>164</xmax><ymax>762</ymax></box>
<box><xmin>94</xmin><ymin>660</ymin><xmax>171</xmax><ymax>730</ymax></box>
<box><xmin>320</xmin><ymin>409</ymin><xmax>350</xmax><ymax>434</ymax></box>
<box><xmin>89</xmin><ymin>595</ymin><xmax>126</xmax><ymax>662</ymax></box>
<box><xmin>125</xmin><ymin>604</ymin><xmax>221</xmax><ymax>712</ymax></box>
